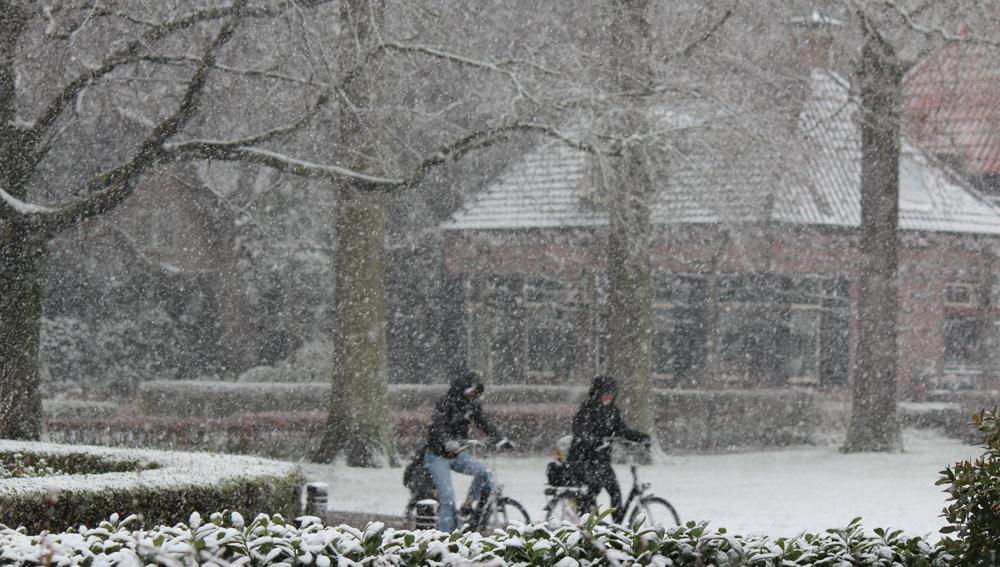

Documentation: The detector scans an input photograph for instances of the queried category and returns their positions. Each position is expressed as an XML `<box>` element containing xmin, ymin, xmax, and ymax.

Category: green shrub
<box><xmin>938</xmin><ymin>407</ymin><xmax>1000</xmax><ymax>566</ymax></box>
<box><xmin>0</xmin><ymin>441</ymin><xmax>303</xmax><ymax>533</ymax></box>
<box><xmin>0</xmin><ymin>513</ymin><xmax>949</xmax><ymax>566</ymax></box>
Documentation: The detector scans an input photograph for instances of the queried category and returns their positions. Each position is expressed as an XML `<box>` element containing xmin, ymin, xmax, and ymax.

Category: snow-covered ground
<box><xmin>301</xmin><ymin>428</ymin><xmax>980</xmax><ymax>540</ymax></box>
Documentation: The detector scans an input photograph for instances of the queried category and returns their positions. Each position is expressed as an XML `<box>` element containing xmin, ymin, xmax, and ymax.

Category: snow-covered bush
<box><xmin>0</xmin><ymin>441</ymin><xmax>303</xmax><ymax>533</ymax></box>
<box><xmin>137</xmin><ymin>380</ymin><xmax>584</xmax><ymax>417</ymax></box>
<box><xmin>237</xmin><ymin>365</ymin><xmax>318</xmax><ymax>383</ymax></box>
<box><xmin>46</xmin><ymin>412</ymin><xmax>325</xmax><ymax>461</ymax></box>
<box><xmin>42</xmin><ymin>399</ymin><xmax>119</xmax><ymax>420</ymax></box>
<box><xmin>0</xmin><ymin>511</ymin><xmax>947</xmax><ymax>566</ymax></box>
<box><xmin>138</xmin><ymin>381</ymin><xmax>330</xmax><ymax>417</ymax></box>
<box><xmin>939</xmin><ymin>407</ymin><xmax>1000</xmax><ymax>566</ymax></box>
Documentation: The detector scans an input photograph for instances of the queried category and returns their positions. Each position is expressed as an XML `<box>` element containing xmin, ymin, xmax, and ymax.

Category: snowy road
<box><xmin>301</xmin><ymin>428</ymin><xmax>979</xmax><ymax>539</ymax></box>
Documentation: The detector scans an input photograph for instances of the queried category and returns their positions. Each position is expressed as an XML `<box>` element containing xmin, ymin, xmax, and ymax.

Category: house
<box><xmin>439</xmin><ymin>64</ymin><xmax>1000</xmax><ymax>395</ymax></box>
<box><xmin>904</xmin><ymin>42</ymin><xmax>1000</xmax><ymax>199</ymax></box>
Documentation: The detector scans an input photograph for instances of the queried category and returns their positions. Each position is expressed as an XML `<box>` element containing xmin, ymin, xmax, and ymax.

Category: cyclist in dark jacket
<box><xmin>424</xmin><ymin>368</ymin><xmax>512</xmax><ymax>531</ymax></box>
<box><xmin>565</xmin><ymin>374</ymin><xmax>650</xmax><ymax>522</ymax></box>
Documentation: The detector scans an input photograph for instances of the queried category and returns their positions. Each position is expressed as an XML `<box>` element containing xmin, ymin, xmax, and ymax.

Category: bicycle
<box><xmin>544</xmin><ymin>438</ymin><xmax>680</xmax><ymax>529</ymax></box>
<box><xmin>404</xmin><ymin>440</ymin><xmax>531</xmax><ymax>532</ymax></box>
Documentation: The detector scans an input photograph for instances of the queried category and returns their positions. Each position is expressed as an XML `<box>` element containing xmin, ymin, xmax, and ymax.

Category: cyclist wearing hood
<box><xmin>565</xmin><ymin>374</ymin><xmax>650</xmax><ymax>521</ymax></box>
<box><xmin>424</xmin><ymin>367</ymin><xmax>512</xmax><ymax>531</ymax></box>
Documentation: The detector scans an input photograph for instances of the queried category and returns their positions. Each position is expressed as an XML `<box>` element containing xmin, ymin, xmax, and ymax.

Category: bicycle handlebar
<box><xmin>596</xmin><ymin>437</ymin><xmax>651</xmax><ymax>450</ymax></box>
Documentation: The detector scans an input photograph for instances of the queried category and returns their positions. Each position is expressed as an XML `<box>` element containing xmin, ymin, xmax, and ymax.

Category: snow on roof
<box><xmin>445</xmin><ymin>69</ymin><xmax>1000</xmax><ymax>235</ymax></box>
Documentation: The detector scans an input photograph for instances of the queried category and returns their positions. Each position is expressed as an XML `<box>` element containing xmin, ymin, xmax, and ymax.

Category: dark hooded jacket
<box><xmin>566</xmin><ymin>375</ymin><xmax>649</xmax><ymax>469</ymax></box>
<box><xmin>427</xmin><ymin>369</ymin><xmax>502</xmax><ymax>458</ymax></box>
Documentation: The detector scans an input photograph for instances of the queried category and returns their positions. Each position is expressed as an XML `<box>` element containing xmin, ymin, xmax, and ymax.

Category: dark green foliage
<box><xmin>0</xmin><ymin>450</ymin><xmax>303</xmax><ymax>533</ymax></box>
<box><xmin>0</xmin><ymin>450</ymin><xmax>155</xmax><ymax>477</ymax></box>
<box><xmin>0</xmin><ymin>513</ymin><xmax>952</xmax><ymax>566</ymax></box>
<box><xmin>938</xmin><ymin>407</ymin><xmax>1000</xmax><ymax>566</ymax></box>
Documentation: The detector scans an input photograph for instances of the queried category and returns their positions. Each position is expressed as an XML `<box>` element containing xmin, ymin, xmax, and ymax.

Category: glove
<box><xmin>444</xmin><ymin>440</ymin><xmax>463</xmax><ymax>454</ymax></box>
<box><xmin>495</xmin><ymin>438</ymin><xmax>516</xmax><ymax>451</ymax></box>
<box><xmin>637</xmin><ymin>433</ymin><xmax>652</xmax><ymax>446</ymax></box>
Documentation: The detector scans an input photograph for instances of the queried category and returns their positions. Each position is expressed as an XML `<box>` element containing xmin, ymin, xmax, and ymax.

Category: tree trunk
<box><xmin>605</xmin><ymin>0</ymin><xmax>654</xmax><ymax>436</ymax></box>
<box><xmin>0</xmin><ymin>3</ymin><xmax>40</xmax><ymax>439</ymax></box>
<box><xmin>607</xmin><ymin>138</ymin><xmax>654</xmax><ymax>434</ymax></box>
<box><xmin>315</xmin><ymin>0</ymin><xmax>393</xmax><ymax>466</ymax></box>
<box><xmin>979</xmin><ymin>245</ymin><xmax>997</xmax><ymax>389</ymax></box>
<box><xmin>0</xmin><ymin>221</ymin><xmax>44</xmax><ymax>439</ymax></box>
<box><xmin>844</xmin><ymin>22</ymin><xmax>903</xmax><ymax>453</ymax></box>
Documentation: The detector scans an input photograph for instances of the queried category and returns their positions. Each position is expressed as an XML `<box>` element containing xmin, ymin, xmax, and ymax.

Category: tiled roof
<box><xmin>445</xmin><ymin>70</ymin><xmax>1000</xmax><ymax>235</ymax></box>
<box><xmin>904</xmin><ymin>43</ymin><xmax>1000</xmax><ymax>175</ymax></box>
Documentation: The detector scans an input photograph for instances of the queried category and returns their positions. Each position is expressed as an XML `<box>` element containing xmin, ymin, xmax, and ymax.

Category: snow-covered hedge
<box><xmin>0</xmin><ymin>441</ymin><xmax>303</xmax><ymax>533</ymax></box>
<box><xmin>136</xmin><ymin>381</ymin><xmax>587</xmax><ymax>417</ymax></box>
<box><xmin>46</xmin><ymin>406</ymin><xmax>577</xmax><ymax>460</ymax></box>
<box><xmin>0</xmin><ymin>511</ymin><xmax>947</xmax><ymax>566</ymax></box>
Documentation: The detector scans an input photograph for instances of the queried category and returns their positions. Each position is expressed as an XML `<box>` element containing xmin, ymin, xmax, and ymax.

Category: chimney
<box><xmin>790</xmin><ymin>9</ymin><xmax>843</xmax><ymax>69</ymax></box>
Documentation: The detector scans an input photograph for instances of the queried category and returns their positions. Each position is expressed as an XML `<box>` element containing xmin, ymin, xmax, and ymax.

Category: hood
<box><xmin>588</xmin><ymin>374</ymin><xmax>617</xmax><ymax>400</ymax></box>
<box><xmin>447</xmin><ymin>367</ymin><xmax>485</xmax><ymax>398</ymax></box>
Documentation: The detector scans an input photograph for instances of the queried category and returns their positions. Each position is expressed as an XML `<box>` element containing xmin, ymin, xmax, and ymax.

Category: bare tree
<box><xmin>0</xmin><ymin>0</ymin><xmax>603</xmax><ymax>460</ymax></box>
<box><xmin>313</xmin><ymin>0</ymin><xmax>393</xmax><ymax>467</ymax></box>
<box><xmin>842</xmin><ymin>1</ymin><xmax>1000</xmax><ymax>451</ymax></box>
<box><xmin>844</xmin><ymin>10</ymin><xmax>905</xmax><ymax>452</ymax></box>
<box><xmin>604</xmin><ymin>0</ymin><xmax>655</xmax><ymax>437</ymax></box>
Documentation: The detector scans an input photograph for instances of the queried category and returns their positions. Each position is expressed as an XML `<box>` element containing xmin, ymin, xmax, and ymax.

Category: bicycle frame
<box><xmin>408</xmin><ymin>439</ymin><xmax>525</xmax><ymax>532</ymax></box>
<box><xmin>545</xmin><ymin>440</ymin><xmax>650</xmax><ymax>520</ymax></box>
<box><xmin>619</xmin><ymin>464</ymin><xmax>651</xmax><ymax>519</ymax></box>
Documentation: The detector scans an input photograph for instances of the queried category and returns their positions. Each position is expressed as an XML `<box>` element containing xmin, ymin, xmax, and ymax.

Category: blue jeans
<box><xmin>424</xmin><ymin>449</ymin><xmax>493</xmax><ymax>531</ymax></box>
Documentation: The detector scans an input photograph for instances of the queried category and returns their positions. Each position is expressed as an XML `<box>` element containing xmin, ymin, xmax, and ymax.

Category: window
<box><xmin>524</xmin><ymin>277</ymin><xmax>578</xmax><ymax>382</ymax></box>
<box><xmin>943</xmin><ymin>315</ymin><xmax>982</xmax><ymax>370</ymax></box>
<box><xmin>134</xmin><ymin>209</ymin><xmax>175</xmax><ymax>251</ymax></box>
<box><xmin>651</xmin><ymin>308</ymin><xmax>678</xmax><ymax>378</ymax></box>
<box><xmin>944</xmin><ymin>284</ymin><xmax>975</xmax><ymax>306</ymax></box>
<box><xmin>651</xmin><ymin>275</ymin><xmax>706</xmax><ymax>384</ymax></box>
<box><xmin>779</xmin><ymin>307</ymin><xmax>821</xmax><ymax>384</ymax></box>
<box><xmin>135</xmin><ymin>212</ymin><xmax>153</xmax><ymax>243</ymax></box>
<box><xmin>579</xmin><ymin>154</ymin><xmax>605</xmax><ymax>208</ymax></box>
<box><xmin>156</xmin><ymin>212</ymin><xmax>175</xmax><ymax>249</ymax></box>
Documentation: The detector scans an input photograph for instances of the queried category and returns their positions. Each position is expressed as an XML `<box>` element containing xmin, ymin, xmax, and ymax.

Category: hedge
<box><xmin>0</xmin><ymin>512</ymin><xmax>949</xmax><ymax>566</ymax></box>
<box><xmin>45</xmin><ymin>406</ymin><xmax>580</xmax><ymax>460</ymax></box>
<box><xmin>136</xmin><ymin>381</ymin><xmax>587</xmax><ymax>417</ymax></box>
<box><xmin>52</xmin><ymin>387</ymin><xmax>817</xmax><ymax>457</ymax></box>
<box><xmin>0</xmin><ymin>440</ymin><xmax>303</xmax><ymax>533</ymax></box>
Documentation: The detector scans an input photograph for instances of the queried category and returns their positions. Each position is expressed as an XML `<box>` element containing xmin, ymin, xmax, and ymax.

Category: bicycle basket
<box><xmin>546</xmin><ymin>461</ymin><xmax>575</xmax><ymax>487</ymax></box>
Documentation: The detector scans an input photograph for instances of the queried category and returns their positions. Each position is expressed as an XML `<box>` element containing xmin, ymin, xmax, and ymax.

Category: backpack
<box><xmin>546</xmin><ymin>460</ymin><xmax>575</xmax><ymax>486</ymax></box>
<box><xmin>403</xmin><ymin>446</ymin><xmax>436</xmax><ymax>499</ymax></box>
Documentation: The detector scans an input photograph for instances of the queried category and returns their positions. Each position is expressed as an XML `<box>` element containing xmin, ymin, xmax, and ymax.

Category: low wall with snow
<box><xmin>0</xmin><ymin>440</ymin><xmax>303</xmax><ymax>533</ymax></box>
<box><xmin>134</xmin><ymin>380</ymin><xmax>588</xmax><ymax>417</ymax></box>
<box><xmin>45</xmin><ymin>384</ymin><xmax>817</xmax><ymax>458</ymax></box>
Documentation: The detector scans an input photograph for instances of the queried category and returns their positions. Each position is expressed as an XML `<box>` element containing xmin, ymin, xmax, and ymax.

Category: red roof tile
<box><xmin>904</xmin><ymin>43</ymin><xmax>1000</xmax><ymax>174</ymax></box>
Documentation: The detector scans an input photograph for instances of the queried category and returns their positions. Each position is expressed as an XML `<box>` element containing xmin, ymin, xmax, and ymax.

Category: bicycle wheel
<box><xmin>481</xmin><ymin>496</ymin><xmax>531</xmax><ymax>531</ymax></box>
<box><xmin>628</xmin><ymin>496</ymin><xmax>680</xmax><ymax>529</ymax></box>
<box><xmin>545</xmin><ymin>493</ymin><xmax>581</xmax><ymax>524</ymax></box>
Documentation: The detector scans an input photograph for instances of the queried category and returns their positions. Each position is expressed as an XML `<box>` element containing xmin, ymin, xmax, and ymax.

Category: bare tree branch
<box><xmin>673</xmin><ymin>3</ymin><xmax>736</xmax><ymax>60</ymax></box>
<box><xmin>27</xmin><ymin>6</ymin><xmax>246</xmax><ymax>231</ymax></box>
<box><xmin>880</xmin><ymin>0</ymin><xmax>1000</xmax><ymax>47</ymax></box>
<box><xmin>26</xmin><ymin>0</ymin><xmax>337</xmax><ymax>156</ymax></box>
<box><xmin>381</xmin><ymin>41</ymin><xmax>539</xmax><ymax>105</ymax></box>
<box><xmin>144</xmin><ymin>54</ymin><xmax>332</xmax><ymax>88</ymax></box>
